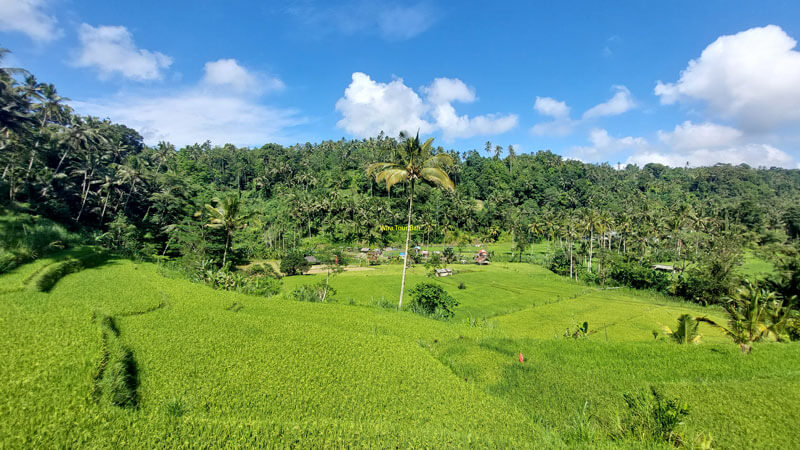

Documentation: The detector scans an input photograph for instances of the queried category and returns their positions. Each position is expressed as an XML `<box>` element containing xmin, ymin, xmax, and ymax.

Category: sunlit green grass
<box><xmin>2</xmin><ymin>255</ymin><xmax>799</xmax><ymax>448</ymax></box>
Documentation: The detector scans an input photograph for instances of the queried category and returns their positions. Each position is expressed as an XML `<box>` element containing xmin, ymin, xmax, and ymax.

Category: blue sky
<box><xmin>2</xmin><ymin>0</ymin><xmax>800</xmax><ymax>168</ymax></box>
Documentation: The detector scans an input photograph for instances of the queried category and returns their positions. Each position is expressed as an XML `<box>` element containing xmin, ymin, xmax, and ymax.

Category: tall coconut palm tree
<box><xmin>368</xmin><ymin>132</ymin><xmax>454</xmax><ymax>310</ymax></box>
<box><xmin>205</xmin><ymin>194</ymin><xmax>247</xmax><ymax>267</ymax></box>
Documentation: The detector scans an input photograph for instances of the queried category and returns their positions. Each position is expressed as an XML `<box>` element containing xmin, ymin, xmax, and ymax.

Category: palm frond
<box><xmin>421</xmin><ymin>167</ymin><xmax>454</xmax><ymax>191</ymax></box>
<box><xmin>695</xmin><ymin>316</ymin><xmax>735</xmax><ymax>339</ymax></box>
<box><xmin>367</xmin><ymin>162</ymin><xmax>401</xmax><ymax>176</ymax></box>
<box><xmin>424</xmin><ymin>153</ymin><xmax>453</xmax><ymax>169</ymax></box>
<box><xmin>383</xmin><ymin>169</ymin><xmax>410</xmax><ymax>191</ymax></box>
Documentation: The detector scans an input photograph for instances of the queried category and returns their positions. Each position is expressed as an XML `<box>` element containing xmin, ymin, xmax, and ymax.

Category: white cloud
<box><xmin>625</xmin><ymin>144</ymin><xmax>794</xmax><ymax>168</ymax></box>
<box><xmin>569</xmin><ymin>128</ymin><xmax>648</xmax><ymax>161</ymax></box>
<box><xmin>531</xmin><ymin>96</ymin><xmax>575</xmax><ymax>136</ymax></box>
<box><xmin>424</xmin><ymin>78</ymin><xmax>475</xmax><ymax>104</ymax></box>
<box><xmin>74</xmin><ymin>24</ymin><xmax>172</xmax><ymax>81</ymax></box>
<box><xmin>533</xmin><ymin>96</ymin><xmax>570</xmax><ymax>118</ymax></box>
<box><xmin>335</xmin><ymin>72</ymin><xmax>433</xmax><ymax>138</ymax></box>
<box><xmin>657</xmin><ymin>121</ymin><xmax>742</xmax><ymax>150</ymax></box>
<box><xmin>335</xmin><ymin>73</ymin><xmax>517</xmax><ymax>140</ymax></box>
<box><xmin>655</xmin><ymin>25</ymin><xmax>800</xmax><ymax>131</ymax></box>
<box><xmin>582</xmin><ymin>85</ymin><xmax>635</xmax><ymax>119</ymax></box>
<box><xmin>425</xmin><ymin>77</ymin><xmax>517</xmax><ymax>139</ymax></box>
<box><xmin>73</xmin><ymin>91</ymin><xmax>303</xmax><ymax>147</ymax></box>
<box><xmin>430</xmin><ymin>103</ymin><xmax>518</xmax><ymax>140</ymax></box>
<box><xmin>531</xmin><ymin>87</ymin><xmax>634</xmax><ymax>137</ymax></box>
<box><xmin>202</xmin><ymin>58</ymin><xmax>284</xmax><ymax>94</ymax></box>
<box><xmin>0</xmin><ymin>0</ymin><xmax>61</xmax><ymax>42</ymax></box>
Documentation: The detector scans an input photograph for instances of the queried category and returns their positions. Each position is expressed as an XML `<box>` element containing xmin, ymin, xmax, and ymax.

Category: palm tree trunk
<box><xmin>322</xmin><ymin>269</ymin><xmax>330</xmax><ymax>302</ymax></box>
<box><xmin>43</xmin><ymin>149</ymin><xmax>69</xmax><ymax>197</ymax></box>
<box><xmin>588</xmin><ymin>230</ymin><xmax>594</xmax><ymax>273</ymax></box>
<box><xmin>223</xmin><ymin>232</ymin><xmax>230</xmax><ymax>266</ymax></box>
<box><xmin>398</xmin><ymin>184</ymin><xmax>415</xmax><ymax>310</ymax></box>
<box><xmin>100</xmin><ymin>190</ymin><xmax>110</xmax><ymax>225</ymax></box>
<box><xmin>569</xmin><ymin>239</ymin><xmax>573</xmax><ymax>279</ymax></box>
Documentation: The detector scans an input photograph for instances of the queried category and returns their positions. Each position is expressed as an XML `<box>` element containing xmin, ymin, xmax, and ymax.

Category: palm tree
<box><xmin>205</xmin><ymin>194</ymin><xmax>247</xmax><ymax>267</ymax></box>
<box><xmin>697</xmin><ymin>280</ymin><xmax>794</xmax><ymax>353</ymax></box>
<box><xmin>368</xmin><ymin>132</ymin><xmax>454</xmax><ymax>310</ymax></box>
<box><xmin>580</xmin><ymin>208</ymin><xmax>600</xmax><ymax>272</ymax></box>
<box><xmin>507</xmin><ymin>144</ymin><xmax>516</xmax><ymax>175</ymax></box>
<box><xmin>663</xmin><ymin>314</ymin><xmax>701</xmax><ymax>344</ymax></box>
<box><xmin>43</xmin><ymin>116</ymin><xmax>106</xmax><ymax>197</ymax></box>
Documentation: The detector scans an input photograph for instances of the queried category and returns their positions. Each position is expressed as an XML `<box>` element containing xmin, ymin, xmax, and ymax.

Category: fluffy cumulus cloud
<box><xmin>582</xmin><ymin>85</ymin><xmax>635</xmax><ymax>119</ymax></box>
<box><xmin>0</xmin><ymin>0</ymin><xmax>61</xmax><ymax>42</ymax></box>
<box><xmin>74</xmin><ymin>24</ymin><xmax>172</xmax><ymax>81</ymax></box>
<box><xmin>533</xmin><ymin>96</ymin><xmax>569</xmax><ymax>118</ymax></box>
<box><xmin>531</xmin><ymin>96</ymin><xmax>575</xmax><ymax>136</ymax></box>
<box><xmin>655</xmin><ymin>25</ymin><xmax>800</xmax><ymax>131</ymax></box>
<box><xmin>202</xmin><ymin>58</ymin><xmax>284</xmax><ymax>94</ymax></box>
<box><xmin>335</xmin><ymin>73</ymin><xmax>433</xmax><ymax>138</ymax></box>
<box><xmin>335</xmin><ymin>73</ymin><xmax>517</xmax><ymax>140</ymax></box>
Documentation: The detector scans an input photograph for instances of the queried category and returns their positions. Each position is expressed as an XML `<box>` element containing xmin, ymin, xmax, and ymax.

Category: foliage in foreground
<box><xmin>619</xmin><ymin>387</ymin><xmax>691</xmax><ymax>446</ymax></box>
<box><xmin>664</xmin><ymin>314</ymin><xmax>702</xmax><ymax>344</ymax></box>
<box><xmin>408</xmin><ymin>282</ymin><xmax>459</xmax><ymax>318</ymax></box>
<box><xmin>698</xmin><ymin>279</ymin><xmax>795</xmax><ymax>352</ymax></box>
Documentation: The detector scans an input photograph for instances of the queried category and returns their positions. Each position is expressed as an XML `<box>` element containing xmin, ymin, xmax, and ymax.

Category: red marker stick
<box><xmin>519</xmin><ymin>353</ymin><xmax>524</xmax><ymax>364</ymax></box>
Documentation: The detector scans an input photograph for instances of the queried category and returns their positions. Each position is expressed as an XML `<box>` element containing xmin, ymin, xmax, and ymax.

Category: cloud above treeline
<box><xmin>73</xmin><ymin>24</ymin><xmax>173</xmax><ymax>81</ymax></box>
<box><xmin>655</xmin><ymin>25</ymin><xmax>800</xmax><ymax>132</ymax></box>
<box><xmin>335</xmin><ymin>72</ymin><xmax>518</xmax><ymax>140</ymax></box>
<box><xmin>74</xmin><ymin>56</ymin><xmax>301</xmax><ymax>147</ymax></box>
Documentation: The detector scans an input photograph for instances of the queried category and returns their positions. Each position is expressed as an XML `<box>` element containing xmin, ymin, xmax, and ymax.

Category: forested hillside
<box><xmin>3</xmin><ymin>53</ymin><xmax>800</xmax><ymax>304</ymax></box>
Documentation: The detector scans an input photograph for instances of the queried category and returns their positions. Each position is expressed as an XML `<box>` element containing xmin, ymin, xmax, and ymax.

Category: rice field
<box><xmin>1</xmin><ymin>252</ymin><xmax>798</xmax><ymax>448</ymax></box>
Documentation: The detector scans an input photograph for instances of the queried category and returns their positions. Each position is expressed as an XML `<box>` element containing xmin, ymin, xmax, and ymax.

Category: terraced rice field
<box><xmin>2</xmin><ymin>253</ymin><xmax>798</xmax><ymax>447</ymax></box>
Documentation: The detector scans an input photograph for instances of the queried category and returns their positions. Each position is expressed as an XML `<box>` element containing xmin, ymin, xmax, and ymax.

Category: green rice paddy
<box><xmin>1</xmin><ymin>252</ymin><xmax>798</xmax><ymax>448</ymax></box>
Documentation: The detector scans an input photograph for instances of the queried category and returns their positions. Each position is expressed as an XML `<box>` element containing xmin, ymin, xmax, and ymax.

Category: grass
<box><xmin>2</xmin><ymin>253</ymin><xmax>799</xmax><ymax>447</ymax></box>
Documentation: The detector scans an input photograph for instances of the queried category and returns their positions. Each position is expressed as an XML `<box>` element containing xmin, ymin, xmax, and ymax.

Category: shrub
<box><xmin>609</xmin><ymin>261</ymin><xmax>670</xmax><ymax>292</ymax></box>
<box><xmin>620</xmin><ymin>387</ymin><xmax>689</xmax><ymax>446</ymax></box>
<box><xmin>408</xmin><ymin>282</ymin><xmax>459</xmax><ymax>318</ymax></box>
<box><xmin>458</xmin><ymin>281</ymin><xmax>466</xmax><ymax>290</ymax></box>
<box><xmin>246</xmin><ymin>263</ymin><xmax>281</xmax><ymax>279</ymax></box>
<box><xmin>0</xmin><ymin>249</ymin><xmax>17</xmax><ymax>274</ymax></box>
<box><xmin>238</xmin><ymin>276</ymin><xmax>281</xmax><ymax>297</ymax></box>
<box><xmin>442</xmin><ymin>247</ymin><xmax>456</xmax><ymax>264</ymax></box>
<box><xmin>291</xmin><ymin>280</ymin><xmax>335</xmax><ymax>303</ymax></box>
<box><xmin>788</xmin><ymin>317</ymin><xmax>800</xmax><ymax>342</ymax></box>
<box><xmin>202</xmin><ymin>268</ymin><xmax>281</xmax><ymax>297</ymax></box>
<box><xmin>675</xmin><ymin>236</ymin><xmax>743</xmax><ymax>305</ymax></box>
<box><xmin>280</xmin><ymin>251</ymin><xmax>311</xmax><ymax>276</ymax></box>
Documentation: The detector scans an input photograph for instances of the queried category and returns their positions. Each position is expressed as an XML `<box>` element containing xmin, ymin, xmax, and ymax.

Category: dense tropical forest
<box><xmin>3</xmin><ymin>50</ymin><xmax>800</xmax><ymax>447</ymax></box>
<box><xmin>3</xmin><ymin>52</ymin><xmax>800</xmax><ymax>305</ymax></box>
